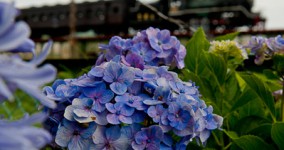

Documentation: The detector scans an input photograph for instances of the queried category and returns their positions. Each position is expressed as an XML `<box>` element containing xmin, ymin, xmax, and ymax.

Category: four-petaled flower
<box><xmin>103</xmin><ymin>61</ymin><xmax>135</xmax><ymax>95</ymax></box>
<box><xmin>91</xmin><ymin>125</ymin><xmax>129</xmax><ymax>150</ymax></box>
<box><xmin>143</xmin><ymin>78</ymin><xmax>171</xmax><ymax>105</ymax></box>
<box><xmin>146</xmin><ymin>27</ymin><xmax>178</xmax><ymax>58</ymax></box>
<box><xmin>167</xmin><ymin>103</ymin><xmax>191</xmax><ymax>130</ymax></box>
<box><xmin>83</xmin><ymin>82</ymin><xmax>114</xmax><ymax>112</ymax></box>
<box><xmin>115</xmin><ymin>93</ymin><xmax>147</xmax><ymax>110</ymax></box>
<box><xmin>55</xmin><ymin>119</ymin><xmax>96</xmax><ymax>150</ymax></box>
<box><xmin>106</xmin><ymin>102</ymin><xmax>135</xmax><ymax>124</ymax></box>
<box><xmin>147</xmin><ymin>105</ymin><xmax>167</xmax><ymax>124</ymax></box>
<box><xmin>132</xmin><ymin>125</ymin><xmax>164</xmax><ymax>150</ymax></box>
<box><xmin>64</xmin><ymin>98</ymin><xmax>108</xmax><ymax>125</ymax></box>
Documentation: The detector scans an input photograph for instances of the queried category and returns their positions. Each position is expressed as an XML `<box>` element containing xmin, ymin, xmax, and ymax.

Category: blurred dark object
<box><xmin>18</xmin><ymin>0</ymin><xmax>265</xmax><ymax>38</ymax></box>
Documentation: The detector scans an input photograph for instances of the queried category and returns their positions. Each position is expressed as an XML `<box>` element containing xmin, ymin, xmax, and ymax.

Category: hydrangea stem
<box><xmin>281</xmin><ymin>80</ymin><xmax>284</xmax><ymax>121</ymax></box>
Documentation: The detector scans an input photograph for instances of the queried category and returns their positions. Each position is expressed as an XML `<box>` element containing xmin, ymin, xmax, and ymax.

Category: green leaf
<box><xmin>186</xmin><ymin>142</ymin><xmax>203</xmax><ymax>150</ymax></box>
<box><xmin>237</xmin><ymin>98</ymin><xmax>267</xmax><ymax>120</ymax></box>
<box><xmin>223</xmin><ymin>130</ymin><xmax>239</xmax><ymax>140</ymax></box>
<box><xmin>273</xmin><ymin>54</ymin><xmax>284</xmax><ymax>76</ymax></box>
<box><xmin>185</xmin><ymin>27</ymin><xmax>210</xmax><ymax>73</ymax></box>
<box><xmin>271</xmin><ymin>122</ymin><xmax>284</xmax><ymax>150</ymax></box>
<box><xmin>215</xmin><ymin>32</ymin><xmax>239</xmax><ymax>41</ymax></box>
<box><xmin>231</xmin><ymin>87</ymin><xmax>258</xmax><ymax>112</ymax></box>
<box><xmin>239</xmin><ymin>73</ymin><xmax>276</xmax><ymax>117</ymax></box>
<box><xmin>181</xmin><ymin>69</ymin><xmax>215</xmax><ymax>102</ymax></box>
<box><xmin>204</xmin><ymin>53</ymin><xmax>227</xmax><ymax>85</ymax></box>
<box><xmin>234</xmin><ymin>116</ymin><xmax>270</xmax><ymax>135</ymax></box>
<box><xmin>233</xmin><ymin>135</ymin><xmax>272</xmax><ymax>150</ymax></box>
<box><xmin>248</xmin><ymin>123</ymin><xmax>272</xmax><ymax>139</ymax></box>
<box><xmin>254</xmin><ymin>72</ymin><xmax>282</xmax><ymax>92</ymax></box>
<box><xmin>263</xmin><ymin>69</ymin><xmax>280</xmax><ymax>80</ymax></box>
<box><xmin>224</xmin><ymin>71</ymin><xmax>240</xmax><ymax>102</ymax></box>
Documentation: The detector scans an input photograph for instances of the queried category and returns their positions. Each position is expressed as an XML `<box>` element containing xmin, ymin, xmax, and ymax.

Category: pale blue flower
<box><xmin>0</xmin><ymin>2</ymin><xmax>31</xmax><ymax>52</ymax></box>
<box><xmin>55</xmin><ymin>119</ymin><xmax>96</xmax><ymax>150</ymax></box>
<box><xmin>64</xmin><ymin>98</ymin><xmax>108</xmax><ymax>125</ymax></box>
<box><xmin>0</xmin><ymin>113</ymin><xmax>52</xmax><ymax>150</ymax></box>
<box><xmin>0</xmin><ymin>2</ymin><xmax>57</xmax><ymax>150</ymax></box>
<box><xmin>91</xmin><ymin>125</ymin><xmax>129</xmax><ymax>150</ymax></box>
<box><xmin>266</xmin><ymin>35</ymin><xmax>284</xmax><ymax>53</ymax></box>
<box><xmin>0</xmin><ymin>56</ymin><xmax>56</xmax><ymax>108</ymax></box>
<box><xmin>10</xmin><ymin>39</ymin><xmax>35</xmax><ymax>55</ymax></box>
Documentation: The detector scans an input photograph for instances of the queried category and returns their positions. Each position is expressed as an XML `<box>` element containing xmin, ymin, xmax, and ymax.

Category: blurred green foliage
<box><xmin>181</xmin><ymin>28</ymin><xmax>283</xmax><ymax>150</ymax></box>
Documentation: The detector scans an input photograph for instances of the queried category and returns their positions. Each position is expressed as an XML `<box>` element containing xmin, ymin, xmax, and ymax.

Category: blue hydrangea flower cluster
<box><xmin>246</xmin><ymin>35</ymin><xmax>284</xmax><ymax>65</ymax></box>
<box><xmin>44</xmin><ymin>27</ymin><xmax>223</xmax><ymax>150</ymax></box>
<box><xmin>0</xmin><ymin>2</ymin><xmax>57</xmax><ymax>150</ymax></box>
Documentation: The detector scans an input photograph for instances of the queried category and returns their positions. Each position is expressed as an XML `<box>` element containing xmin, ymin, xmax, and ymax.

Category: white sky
<box><xmin>3</xmin><ymin>0</ymin><xmax>284</xmax><ymax>30</ymax></box>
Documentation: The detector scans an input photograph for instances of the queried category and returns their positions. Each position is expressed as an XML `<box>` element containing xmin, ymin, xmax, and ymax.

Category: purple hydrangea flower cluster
<box><xmin>44</xmin><ymin>30</ymin><xmax>223</xmax><ymax>149</ymax></box>
<box><xmin>97</xmin><ymin>27</ymin><xmax>186</xmax><ymax>69</ymax></box>
<box><xmin>246</xmin><ymin>35</ymin><xmax>284</xmax><ymax>65</ymax></box>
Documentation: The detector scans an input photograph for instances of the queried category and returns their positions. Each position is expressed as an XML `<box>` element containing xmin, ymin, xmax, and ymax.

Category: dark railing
<box><xmin>31</xmin><ymin>29</ymin><xmax>284</xmax><ymax>61</ymax></box>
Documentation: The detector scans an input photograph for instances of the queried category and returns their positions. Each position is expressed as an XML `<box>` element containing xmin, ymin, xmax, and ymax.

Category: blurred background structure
<box><xmin>13</xmin><ymin>0</ymin><xmax>284</xmax><ymax>65</ymax></box>
<box><xmin>18</xmin><ymin>0</ymin><xmax>266</xmax><ymax>38</ymax></box>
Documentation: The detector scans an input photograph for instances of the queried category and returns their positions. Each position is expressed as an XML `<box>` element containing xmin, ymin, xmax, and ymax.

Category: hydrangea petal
<box><xmin>107</xmin><ymin>114</ymin><xmax>120</xmax><ymax>125</ymax></box>
<box><xmin>110</xmin><ymin>82</ymin><xmax>127</xmax><ymax>95</ymax></box>
<box><xmin>100</xmin><ymin>89</ymin><xmax>114</xmax><ymax>103</ymax></box>
<box><xmin>92</xmin><ymin>126</ymin><xmax>105</xmax><ymax>144</ymax></box>
<box><xmin>105</xmin><ymin>126</ymin><xmax>121</xmax><ymax>141</ymax></box>
<box><xmin>111</xmin><ymin>136</ymin><xmax>130</xmax><ymax>150</ymax></box>
<box><xmin>73</xmin><ymin>109</ymin><xmax>90</xmax><ymax>118</ymax></box>
<box><xmin>68</xmin><ymin>136</ymin><xmax>90</xmax><ymax>150</ymax></box>
<box><xmin>88</xmin><ymin>66</ymin><xmax>105</xmax><ymax>77</ymax></box>
<box><xmin>55</xmin><ymin>126</ymin><xmax>73</xmax><ymax>147</ymax></box>
<box><xmin>92</xmin><ymin>111</ymin><xmax>108</xmax><ymax>125</ymax></box>
<box><xmin>92</xmin><ymin>100</ymin><xmax>105</xmax><ymax>112</ymax></box>
<box><xmin>119</xmin><ymin>115</ymin><xmax>133</xmax><ymax>124</ymax></box>
<box><xmin>64</xmin><ymin>106</ymin><xmax>76</xmax><ymax>121</ymax></box>
<box><xmin>132</xmin><ymin>141</ymin><xmax>146</xmax><ymax>150</ymax></box>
